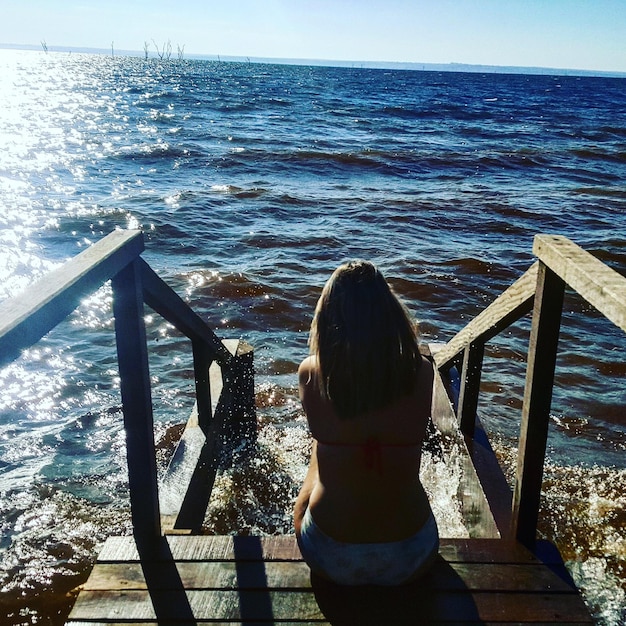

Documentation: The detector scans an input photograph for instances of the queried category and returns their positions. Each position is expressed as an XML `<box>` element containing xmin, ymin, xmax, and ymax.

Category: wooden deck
<box><xmin>67</xmin><ymin>535</ymin><xmax>592</xmax><ymax>624</ymax></box>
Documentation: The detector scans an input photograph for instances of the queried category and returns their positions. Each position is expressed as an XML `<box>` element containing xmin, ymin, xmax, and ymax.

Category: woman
<box><xmin>294</xmin><ymin>260</ymin><xmax>438</xmax><ymax>586</ymax></box>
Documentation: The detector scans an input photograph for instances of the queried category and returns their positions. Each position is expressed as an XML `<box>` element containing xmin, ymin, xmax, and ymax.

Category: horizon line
<box><xmin>2</xmin><ymin>42</ymin><xmax>625</xmax><ymax>78</ymax></box>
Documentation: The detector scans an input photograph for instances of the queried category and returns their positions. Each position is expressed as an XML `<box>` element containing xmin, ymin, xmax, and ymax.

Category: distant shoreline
<box><xmin>2</xmin><ymin>42</ymin><xmax>625</xmax><ymax>78</ymax></box>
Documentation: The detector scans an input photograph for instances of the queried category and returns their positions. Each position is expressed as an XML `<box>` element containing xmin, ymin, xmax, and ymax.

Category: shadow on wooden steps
<box><xmin>66</xmin><ymin>534</ymin><xmax>592</xmax><ymax>625</ymax></box>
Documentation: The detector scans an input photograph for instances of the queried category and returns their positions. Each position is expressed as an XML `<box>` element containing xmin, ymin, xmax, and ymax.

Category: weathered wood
<box><xmin>224</xmin><ymin>339</ymin><xmax>256</xmax><ymax>448</ymax></box>
<box><xmin>111</xmin><ymin>259</ymin><xmax>161</xmax><ymax>547</ymax></box>
<box><xmin>70</xmin><ymin>587</ymin><xmax>591</xmax><ymax>622</ymax></box>
<box><xmin>0</xmin><ymin>229</ymin><xmax>143</xmax><ymax>368</ymax></box>
<box><xmin>165</xmin><ymin>407</ymin><xmax>225</xmax><ymax>533</ymax></box>
<box><xmin>464</xmin><ymin>418</ymin><xmax>513</xmax><ymax>538</ymax></box>
<box><xmin>159</xmin><ymin>339</ymin><xmax>239</xmax><ymax>526</ymax></box>
<box><xmin>534</xmin><ymin>234</ymin><xmax>626</xmax><ymax>332</ymax></box>
<box><xmin>68</xmin><ymin>536</ymin><xmax>592</xmax><ymax>624</ymax></box>
<box><xmin>97</xmin><ymin>535</ymin><xmax>558</xmax><ymax>565</ymax></box>
<box><xmin>429</xmin><ymin>344</ymin><xmax>512</xmax><ymax>537</ymax></box>
<box><xmin>97</xmin><ymin>535</ymin><xmax>302</xmax><ymax>563</ymax></box>
<box><xmin>80</xmin><ymin>560</ymin><xmax>576</xmax><ymax>593</ymax></box>
<box><xmin>158</xmin><ymin>404</ymin><xmax>206</xmax><ymax>530</ymax></box>
<box><xmin>512</xmin><ymin>262</ymin><xmax>565</xmax><ymax>546</ymax></box>
<box><xmin>430</xmin><ymin>359</ymin><xmax>501</xmax><ymax>539</ymax></box>
<box><xmin>4</xmin><ymin>230</ymin><xmax>598</xmax><ymax>623</ymax></box>
<box><xmin>159</xmin><ymin>340</ymin><xmax>252</xmax><ymax>533</ymax></box>
<box><xmin>434</xmin><ymin>262</ymin><xmax>538</xmax><ymax>370</ymax></box>
<box><xmin>457</xmin><ymin>340</ymin><xmax>485</xmax><ymax>437</ymax></box>
<box><xmin>139</xmin><ymin>258</ymin><xmax>233</xmax><ymax>367</ymax></box>
<box><xmin>192</xmin><ymin>339</ymin><xmax>213</xmax><ymax>431</ymax></box>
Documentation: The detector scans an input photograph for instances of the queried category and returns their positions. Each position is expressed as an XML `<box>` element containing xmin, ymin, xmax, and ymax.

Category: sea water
<box><xmin>0</xmin><ymin>49</ymin><xmax>624</xmax><ymax>624</ymax></box>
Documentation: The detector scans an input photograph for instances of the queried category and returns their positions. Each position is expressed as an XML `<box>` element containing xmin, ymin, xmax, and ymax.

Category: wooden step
<box><xmin>67</xmin><ymin>535</ymin><xmax>592</xmax><ymax>624</ymax></box>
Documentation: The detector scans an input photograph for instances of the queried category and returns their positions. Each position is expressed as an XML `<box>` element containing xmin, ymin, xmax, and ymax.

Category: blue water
<box><xmin>0</xmin><ymin>50</ymin><xmax>625</xmax><ymax>624</ymax></box>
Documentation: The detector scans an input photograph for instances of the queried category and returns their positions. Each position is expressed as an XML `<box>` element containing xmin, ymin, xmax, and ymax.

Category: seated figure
<box><xmin>294</xmin><ymin>260</ymin><xmax>438</xmax><ymax>586</ymax></box>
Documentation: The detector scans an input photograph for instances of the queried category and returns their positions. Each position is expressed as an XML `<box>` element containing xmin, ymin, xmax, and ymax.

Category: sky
<box><xmin>3</xmin><ymin>0</ymin><xmax>626</xmax><ymax>73</ymax></box>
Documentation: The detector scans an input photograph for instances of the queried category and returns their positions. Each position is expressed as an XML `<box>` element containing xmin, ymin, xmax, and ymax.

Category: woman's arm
<box><xmin>294</xmin><ymin>440</ymin><xmax>318</xmax><ymax>536</ymax></box>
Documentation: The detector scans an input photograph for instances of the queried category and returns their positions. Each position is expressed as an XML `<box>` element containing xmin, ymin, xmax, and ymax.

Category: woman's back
<box><xmin>294</xmin><ymin>260</ymin><xmax>439</xmax><ymax>585</ymax></box>
<box><xmin>299</xmin><ymin>353</ymin><xmax>434</xmax><ymax>543</ymax></box>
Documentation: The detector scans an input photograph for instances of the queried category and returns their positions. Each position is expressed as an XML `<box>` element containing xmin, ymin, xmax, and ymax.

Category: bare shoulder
<box><xmin>298</xmin><ymin>355</ymin><xmax>325</xmax><ymax>423</ymax></box>
<box><xmin>298</xmin><ymin>355</ymin><xmax>317</xmax><ymax>386</ymax></box>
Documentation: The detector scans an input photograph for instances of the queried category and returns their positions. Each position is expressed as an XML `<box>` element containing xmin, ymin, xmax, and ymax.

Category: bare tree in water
<box><xmin>153</xmin><ymin>39</ymin><xmax>172</xmax><ymax>60</ymax></box>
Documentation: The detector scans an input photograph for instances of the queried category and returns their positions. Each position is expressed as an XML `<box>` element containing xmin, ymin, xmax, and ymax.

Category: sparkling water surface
<box><xmin>0</xmin><ymin>49</ymin><xmax>625</xmax><ymax>624</ymax></box>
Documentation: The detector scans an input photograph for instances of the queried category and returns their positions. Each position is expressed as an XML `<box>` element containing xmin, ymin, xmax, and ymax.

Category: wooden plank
<box><xmin>222</xmin><ymin>339</ymin><xmax>256</xmax><ymax>449</ymax></box>
<box><xmin>111</xmin><ymin>259</ymin><xmax>161</xmax><ymax>548</ymax></box>
<box><xmin>457</xmin><ymin>340</ymin><xmax>485</xmax><ymax>437</ymax></box>
<box><xmin>434</xmin><ymin>262</ymin><xmax>538</xmax><ymax>370</ymax></box>
<box><xmin>311</xmin><ymin>583</ymin><xmax>592</xmax><ymax>624</ymax></box>
<box><xmin>80</xmin><ymin>560</ymin><xmax>576</xmax><ymax>593</ymax></box>
<box><xmin>512</xmin><ymin>263</ymin><xmax>565</xmax><ymax>546</ymax></box>
<box><xmin>192</xmin><ymin>338</ymin><xmax>214</xmax><ymax>430</ymax></box>
<box><xmin>159</xmin><ymin>405</ymin><xmax>207</xmax><ymax>525</ymax></box>
<box><xmin>534</xmin><ymin>234</ymin><xmax>626</xmax><ymax>332</ymax></box>
<box><xmin>174</xmin><ymin>340</ymin><xmax>254</xmax><ymax>532</ymax></box>
<box><xmin>465</xmin><ymin>417</ymin><xmax>513</xmax><ymax>538</ymax></box>
<box><xmin>68</xmin><ymin>589</ymin><xmax>316</xmax><ymax>621</ymax></box>
<box><xmin>431</xmin><ymin>366</ymin><xmax>501</xmax><ymax>538</ymax></box>
<box><xmin>97</xmin><ymin>535</ymin><xmax>303</xmax><ymax>563</ymax></box>
<box><xmin>68</xmin><ymin>588</ymin><xmax>591</xmax><ymax>623</ymax></box>
<box><xmin>439</xmin><ymin>539</ymin><xmax>552</xmax><ymax>564</ymax></box>
<box><xmin>159</xmin><ymin>339</ymin><xmax>240</xmax><ymax>531</ymax></box>
<box><xmin>95</xmin><ymin>535</ymin><xmax>563</xmax><ymax>566</ymax></box>
<box><xmin>70</xmin><ymin>536</ymin><xmax>591</xmax><ymax>624</ymax></box>
<box><xmin>80</xmin><ymin>561</ymin><xmax>311</xmax><ymax>591</ymax></box>
<box><xmin>429</xmin><ymin>344</ymin><xmax>512</xmax><ymax>537</ymax></box>
<box><xmin>0</xmin><ymin>229</ymin><xmax>143</xmax><ymax>368</ymax></box>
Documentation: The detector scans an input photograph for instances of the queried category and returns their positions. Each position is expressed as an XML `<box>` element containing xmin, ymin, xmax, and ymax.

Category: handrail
<box><xmin>534</xmin><ymin>234</ymin><xmax>626</xmax><ymax>332</ymax></box>
<box><xmin>435</xmin><ymin>233</ymin><xmax>626</xmax><ymax>547</ymax></box>
<box><xmin>0</xmin><ymin>230</ymin><xmax>255</xmax><ymax>551</ymax></box>
<box><xmin>0</xmin><ymin>229</ymin><xmax>144</xmax><ymax>369</ymax></box>
<box><xmin>433</xmin><ymin>262</ymin><xmax>538</xmax><ymax>371</ymax></box>
<box><xmin>139</xmin><ymin>259</ymin><xmax>234</xmax><ymax>367</ymax></box>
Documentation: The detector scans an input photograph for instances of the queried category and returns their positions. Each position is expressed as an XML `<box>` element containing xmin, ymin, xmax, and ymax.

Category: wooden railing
<box><xmin>0</xmin><ymin>230</ymin><xmax>255</xmax><ymax>551</ymax></box>
<box><xmin>3</xmin><ymin>230</ymin><xmax>622</xmax><ymax>554</ymax></box>
<box><xmin>434</xmin><ymin>234</ymin><xmax>626</xmax><ymax>546</ymax></box>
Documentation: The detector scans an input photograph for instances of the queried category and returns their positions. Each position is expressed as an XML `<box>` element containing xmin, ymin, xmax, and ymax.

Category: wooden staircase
<box><xmin>3</xmin><ymin>231</ymin><xmax>620</xmax><ymax>623</ymax></box>
<box><xmin>67</xmin><ymin>535</ymin><xmax>592</xmax><ymax>624</ymax></box>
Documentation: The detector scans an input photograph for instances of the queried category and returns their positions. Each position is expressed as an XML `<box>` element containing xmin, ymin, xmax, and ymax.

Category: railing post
<box><xmin>457</xmin><ymin>340</ymin><xmax>485</xmax><ymax>438</ymax></box>
<box><xmin>511</xmin><ymin>262</ymin><xmax>564</xmax><ymax>546</ymax></box>
<box><xmin>192</xmin><ymin>339</ymin><xmax>213</xmax><ymax>432</ymax></box>
<box><xmin>111</xmin><ymin>259</ymin><xmax>161</xmax><ymax>549</ymax></box>
<box><xmin>224</xmin><ymin>341</ymin><xmax>256</xmax><ymax>452</ymax></box>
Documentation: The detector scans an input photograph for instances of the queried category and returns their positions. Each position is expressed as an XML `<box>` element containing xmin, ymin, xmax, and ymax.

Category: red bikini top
<box><xmin>316</xmin><ymin>437</ymin><xmax>421</xmax><ymax>474</ymax></box>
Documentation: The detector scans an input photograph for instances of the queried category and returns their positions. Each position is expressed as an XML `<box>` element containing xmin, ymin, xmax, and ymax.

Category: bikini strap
<box><xmin>363</xmin><ymin>437</ymin><xmax>383</xmax><ymax>474</ymax></box>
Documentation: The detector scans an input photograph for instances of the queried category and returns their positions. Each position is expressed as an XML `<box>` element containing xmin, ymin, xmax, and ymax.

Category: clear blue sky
<box><xmin>3</xmin><ymin>0</ymin><xmax>626</xmax><ymax>72</ymax></box>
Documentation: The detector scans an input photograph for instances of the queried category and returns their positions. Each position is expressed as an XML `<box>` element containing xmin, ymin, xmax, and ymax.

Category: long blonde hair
<box><xmin>309</xmin><ymin>260</ymin><xmax>422</xmax><ymax>419</ymax></box>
